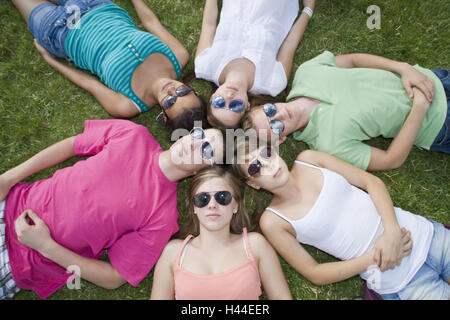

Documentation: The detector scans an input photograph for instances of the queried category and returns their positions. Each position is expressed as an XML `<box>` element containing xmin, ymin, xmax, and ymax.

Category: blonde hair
<box><xmin>178</xmin><ymin>166</ymin><xmax>250</xmax><ymax>238</ymax></box>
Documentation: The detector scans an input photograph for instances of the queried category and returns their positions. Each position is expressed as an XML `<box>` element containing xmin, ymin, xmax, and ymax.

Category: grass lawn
<box><xmin>1</xmin><ymin>0</ymin><xmax>449</xmax><ymax>300</ymax></box>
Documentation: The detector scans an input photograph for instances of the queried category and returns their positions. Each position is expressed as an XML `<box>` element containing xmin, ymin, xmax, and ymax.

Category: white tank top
<box><xmin>194</xmin><ymin>0</ymin><xmax>299</xmax><ymax>96</ymax></box>
<box><xmin>266</xmin><ymin>160</ymin><xmax>434</xmax><ymax>294</ymax></box>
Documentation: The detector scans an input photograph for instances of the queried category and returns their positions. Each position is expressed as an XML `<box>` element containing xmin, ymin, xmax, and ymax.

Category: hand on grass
<box><xmin>34</xmin><ymin>39</ymin><xmax>56</xmax><ymax>62</ymax></box>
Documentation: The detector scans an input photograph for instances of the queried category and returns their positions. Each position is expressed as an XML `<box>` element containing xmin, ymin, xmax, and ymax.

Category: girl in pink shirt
<box><xmin>0</xmin><ymin>119</ymin><xmax>224</xmax><ymax>299</ymax></box>
<box><xmin>150</xmin><ymin>166</ymin><xmax>291</xmax><ymax>300</ymax></box>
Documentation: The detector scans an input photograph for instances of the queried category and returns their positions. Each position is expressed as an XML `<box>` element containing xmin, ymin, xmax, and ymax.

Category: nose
<box><xmin>225</xmin><ymin>90</ymin><xmax>235</xmax><ymax>99</ymax></box>
<box><xmin>208</xmin><ymin>196</ymin><xmax>218</xmax><ymax>208</ymax></box>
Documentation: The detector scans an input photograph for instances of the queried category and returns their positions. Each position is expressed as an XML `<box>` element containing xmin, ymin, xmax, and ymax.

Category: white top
<box><xmin>194</xmin><ymin>0</ymin><xmax>299</xmax><ymax>96</ymax></box>
<box><xmin>266</xmin><ymin>160</ymin><xmax>434</xmax><ymax>295</ymax></box>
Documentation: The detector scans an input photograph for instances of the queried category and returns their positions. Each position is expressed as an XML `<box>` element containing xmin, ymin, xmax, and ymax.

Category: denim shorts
<box><xmin>430</xmin><ymin>69</ymin><xmax>450</xmax><ymax>153</ymax></box>
<box><xmin>380</xmin><ymin>220</ymin><xmax>450</xmax><ymax>300</ymax></box>
<box><xmin>28</xmin><ymin>0</ymin><xmax>110</xmax><ymax>58</ymax></box>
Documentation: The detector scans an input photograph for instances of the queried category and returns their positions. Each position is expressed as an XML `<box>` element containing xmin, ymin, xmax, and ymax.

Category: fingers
<box><xmin>373</xmin><ymin>248</ymin><xmax>381</xmax><ymax>268</ymax></box>
<box><xmin>402</xmin><ymin>79</ymin><xmax>414</xmax><ymax>100</ymax></box>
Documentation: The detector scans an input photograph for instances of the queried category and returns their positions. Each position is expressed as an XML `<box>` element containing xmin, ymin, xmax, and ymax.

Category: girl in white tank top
<box><xmin>232</xmin><ymin>143</ymin><xmax>449</xmax><ymax>300</ymax></box>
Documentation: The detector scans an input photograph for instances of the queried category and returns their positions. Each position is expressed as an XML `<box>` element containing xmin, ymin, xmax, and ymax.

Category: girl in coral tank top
<box><xmin>150</xmin><ymin>166</ymin><xmax>291</xmax><ymax>300</ymax></box>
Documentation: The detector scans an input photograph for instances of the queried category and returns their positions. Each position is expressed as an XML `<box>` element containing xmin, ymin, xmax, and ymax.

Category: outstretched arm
<box><xmin>335</xmin><ymin>53</ymin><xmax>435</xmax><ymax>102</ymax></box>
<box><xmin>34</xmin><ymin>41</ymin><xmax>138</xmax><ymax>118</ymax></box>
<box><xmin>15</xmin><ymin>210</ymin><xmax>126</xmax><ymax>290</ymax></box>
<box><xmin>368</xmin><ymin>87</ymin><xmax>431</xmax><ymax>171</ymax></box>
<box><xmin>195</xmin><ymin>0</ymin><xmax>219</xmax><ymax>58</ymax></box>
<box><xmin>0</xmin><ymin>136</ymin><xmax>76</xmax><ymax>201</ymax></box>
<box><xmin>277</xmin><ymin>0</ymin><xmax>315</xmax><ymax>78</ymax></box>
<box><xmin>131</xmin><ymin>0</ymin><xmax>189</xmax><ymax>67</ymax></box>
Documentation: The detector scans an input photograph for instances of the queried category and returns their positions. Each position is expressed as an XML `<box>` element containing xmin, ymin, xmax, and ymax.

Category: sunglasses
<box><xmin>263</xmin><ymin>103</ymin><xmax>285</xmax><ymax>135</ymax></box>
<box><xmin>211</xmin><ymin>95</ymin><xmax>245</xmax><ymax>113</ymax></box>
<box><xmin>161</xmin><ymin>84</ymin><xmax>195</xmax><ymax>110</ymax></box>
<box><xmin>193</xmin><ymin>191</ymin><xmax>233</xmax><ymax>208</ymax></box>
<box><xmin>190</xmin><ymin>127</ymin><xmax>214</xmax><ymax>165</ymax></box>
<box><xmin>247</xmin><ymin>147</ymin><xmax>273</xmax><ymax>177</ymax></box>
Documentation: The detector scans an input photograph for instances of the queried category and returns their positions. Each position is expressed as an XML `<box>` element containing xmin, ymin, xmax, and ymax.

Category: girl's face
<box><xmin>169</xmin><ymin>128</ymin><xmax>224</xmax><ymax>170</ymax></box>
<box><xmin>193</xmin><ymin>177</ymin><xmax>238</xmax><ymax>232</ymax></box>
<box><xmin>209</xmin><ymin>84</ymin><xmax>250</xmax><ymax>128</ymax></box>
<box><xmin>240</xmin><ymin>146</ymin><xmax>289</xmax><ymax>191</ymax></box>
<box><xmin>157</xmin><ymin>80</ymin><xmax>201</xmax><ymax>120</ymax></box>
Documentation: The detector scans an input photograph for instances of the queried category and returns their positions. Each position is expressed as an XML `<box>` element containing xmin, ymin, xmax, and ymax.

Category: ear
<box><xmin>246</xmin><ymin>180</ymin><xmax>260</xmax><ymax>190</ymax></box>
<box><xmin>162</xmin><ymin>112</ymin><xmax>168</xmax><ymax>123</ymax></box>
<box><xmin>245</xmin><ymin>102</ymin><xmax>251</xmax><ymax>111</ymax></box>
<box><xmin>275</xmin><ymin>136</ymin><xmax>287</xmax><ymax>146</ymax></box>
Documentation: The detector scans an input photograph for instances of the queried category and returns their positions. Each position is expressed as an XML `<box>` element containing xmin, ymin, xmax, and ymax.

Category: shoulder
<box><xmin>246</xmin><ymin>232</ymin><xmax>272</xmax><ymax>256</ymax></box>
<box><xmin>159</xmin><ymin>239</ymin><xmax>184</xmax><ymax>263</ymax></box>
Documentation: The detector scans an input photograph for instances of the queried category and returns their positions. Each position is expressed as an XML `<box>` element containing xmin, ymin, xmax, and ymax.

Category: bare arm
<box><xmin>248</xmin><ymin>232</ymin><xmax>292</xmax><ymax>300</ymax></box>
<box><xmin>15</xmin><ymin>210</ymin><xmax>126</xmax><ymax>290</ymax></box>
<box><xmin>34</xmin><ymin>41</ymin><xmax>137</xmax><ymax>118</ymax></box>
<box><xmin>277</xmin><ymin>0</ymin><xmax>315</xmax><ymax>78</ymax></box>
<box><xmin>195</xmin><ymin>0</ymin><xmax>219</xmax><ymax>58</ymax></box>
<box><xmin>0</xmin><ymin>136</ymin><xmax>76</xmax><ymax>201</ymax></box>
<box><xmin>150</xmin><ymin>240</ymin><xmax>179</xmax><ymax>300</ymax></box>
<box><xmin>335</xmin><ymin>53</ymin><xmax>435</xmax><ymax>101</ymax></box>
<box><xmin>260</xmin><ymin>214</ymin><xmax>375</xmax><ymax>285</ymax></box>
<box><xmin>368</xmin><ymin>88</ymin><xmax>431</xmax><ymax>171</ymax></box>
<box><xmin>131</xmin><ymin>0</ymin><xmax>189</xmax><ymax>67</ymax></box>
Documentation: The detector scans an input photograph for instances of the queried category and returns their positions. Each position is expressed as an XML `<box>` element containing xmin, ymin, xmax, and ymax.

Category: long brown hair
<box><xmin>177</xmin><ymin>166</ymin><xmax>251</xmax><ymax>239</ymax></box>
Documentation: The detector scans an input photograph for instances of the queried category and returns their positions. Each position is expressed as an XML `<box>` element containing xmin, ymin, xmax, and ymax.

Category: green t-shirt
<box><xmin>287</xmin><ymin>51</ymin><xmax>447</xmax><ymax>170</ymax></box>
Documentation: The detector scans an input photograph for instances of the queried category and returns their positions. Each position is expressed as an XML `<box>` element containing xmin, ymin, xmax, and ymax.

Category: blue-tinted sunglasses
<box><xmin>211</xmin><ymin>95</ymin><xmax>245</xmax><ymax>113</ymax></box>
<box><xmin>190</xmin><ymin>127</ymin><xmax>214</xmax><ymax>165</ymax></box>
<box><xmin>263</xmin><ymin>103</ymin><xmax>285</xmax><ymax>135</ymax></box>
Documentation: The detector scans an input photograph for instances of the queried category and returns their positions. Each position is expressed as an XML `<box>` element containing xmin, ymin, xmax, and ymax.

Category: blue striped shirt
<box><xmin>64</xmin><ymin>2</ymin><xmax>181</xmax><ymax>112</ymax></box>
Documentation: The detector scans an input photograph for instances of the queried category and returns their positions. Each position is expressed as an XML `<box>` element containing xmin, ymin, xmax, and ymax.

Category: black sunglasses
<box><xmin>193</xmin><ymin>191</ymin><xmax>233</xmax><ymax>208</ymax></box>
<box><xmin>161</xmin><ymin>84</ymin><xmax>195</xmax><ymax>110</ymax></box>
<box><xmin>247</xmin><ymin>147</ymin><xmax>272</xmax><ymax>177</ymax></box>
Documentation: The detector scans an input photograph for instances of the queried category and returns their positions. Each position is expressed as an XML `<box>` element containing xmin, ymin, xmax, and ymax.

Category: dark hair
<box><xmin>164</xmin><ymin>94</ymin><xmax>211</xmax><ymax>138</ymax></box>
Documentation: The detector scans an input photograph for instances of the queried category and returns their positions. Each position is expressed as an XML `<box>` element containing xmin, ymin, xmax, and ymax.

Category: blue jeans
<box><xmin>28</xmin><ymin>0</ymin><xmax>110</xmax><ymax>58</ymax></box>
<box><xmin>430</xmin><ymin>69</ymin><xmax>450</xmax><ymax>153</ymax></box>
<box><xmin>380</xmin><ymin>221</ymin><xmax>450</xmax><ymax>300</ymax></box>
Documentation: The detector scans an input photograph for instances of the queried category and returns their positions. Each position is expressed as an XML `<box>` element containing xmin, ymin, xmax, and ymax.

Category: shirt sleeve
<box><xmin>336</xmin><ymin>141</ymin><xmax>372</xmax><ymax>171</ymax></box>
<box><xmin>73</xmin><ymin>119</ymin><xmax>145</xmax><ymax>157</ymax></box>
<box><xmin>301</xmin><ymin>51</ymin><xmax>337</xmax><ymax>68</ymax></box>
<box><xmin>107</xmin><ymin>217</ymin><xmax>179</xmax><ymax>287</ymax></box>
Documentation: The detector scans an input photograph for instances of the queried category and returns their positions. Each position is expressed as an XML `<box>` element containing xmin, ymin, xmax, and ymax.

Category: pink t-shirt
<box><xmin>5</xmin><ymin>120</ymin><xmax>179</xmax><ymax>299</ymax></box>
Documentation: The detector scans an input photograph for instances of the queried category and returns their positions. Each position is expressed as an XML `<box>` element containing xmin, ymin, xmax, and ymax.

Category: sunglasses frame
<box><xmin>193</xmin><ymin>191</ymin><xmax>233</xmax><ymax>208</ymax></box>
<box><xmin>190</xmin><ymin>127</ymin><xmax>214</xmax><ymax>165</ymax></box>
<box><xmin>263</xmin><ymin>103</ymin><xmax>285</xmax><ymax>135</ymax></box>
<box><xmin>161</xmin><ymin>84</ymin><xmax>196</xmax><ymax>111</ymax></box>
<box><xmin>211</xmin><ymin>95</ymin><xmax>246</xmax><ymax>113</ymax></box>
<box><xmin>247</xmin><ymin>147</ymin><xmax>273</xmax><ymax>178</ymax></box>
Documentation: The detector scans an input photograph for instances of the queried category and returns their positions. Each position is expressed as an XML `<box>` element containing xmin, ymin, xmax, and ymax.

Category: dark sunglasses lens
<box><xmin>214</xmin><ymin>191</ymin><xmax>233</xmax><ymax>206</ymax></box>
<box><xmin>176</xmin><ymin>85</ymin><xmax>193</xmax><ymax>97</ymax></box>
<box><xmin>191</xmin><ymin>128</ymin><xmax>205</xmax><ymax>140</ymax></box>
<box><xmin>260</xmin><ymin>147</ymin><xmax>272</xmax><ymax>159</ymax></box>
<box><xmin>193</xmin><ymin>193</ymin><xmax>211</xmax><ymax>208</ymax></box>
<box><xmin>270</xmin><ymin>120</ymin><xmax>284</xmax><ymax>135</ymax></box>
<box><xmin>229</xmin><ymin>99</ymin><xmax>245</xmax><ymax>112</ymax></box>
<box><xmin>263</xmin><ymin>103</ymin><xmax>277</xmax><ymax>117</ymax></box>
<box><xmin>211</xmin><ymin>96</ymin><xmax>226</xmax><ymax>108</ymax></box>
<box><xmin>201</xmin><ymin>142</ymin><xmax>214</xmax><ymax>160</ymax></box>
<box><xmin>248</xmin><ymin>160</ymin><xmax>262</xmax><ymax>177</ymax></box>
<box><xmin>162</xmin><ymin>95</ymin><xmax>176</xmax><ymax>110</ymax></box>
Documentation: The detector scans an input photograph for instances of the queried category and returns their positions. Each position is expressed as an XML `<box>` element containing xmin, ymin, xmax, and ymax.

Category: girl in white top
<box><xmin>195</xmin><ymin>0</ymin><xmax>315</xmax><ymax>129</ymax></box>
<box><xmin>232</xmin><ymin>137</ymin><xmax>450</xmax><ymax>299</ymax></box>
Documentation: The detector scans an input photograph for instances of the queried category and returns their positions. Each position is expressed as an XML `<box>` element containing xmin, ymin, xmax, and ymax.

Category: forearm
<box><xmin>202</xmin><ymin>0</ymin><xmax>218</xmax><ymax>27</ymax></box>
<box><xmin>131</xmin><ymin>0</ymin><xmax>160</xmax><ymax>31</ymax></box>
<box><xmin>1</xmin><ymin>137</ymin><xmax>75</xmax><ymax>187</ymax></box>
<box><xmin>40</xmin><ymin>239</ymin><xmax>125</xmax><ymax>290</ymax></box>
<box><xmin>310</xmin><ymin>252</ymin><xmax>374</xmax><ymax>285</ymax></box>
<box><xmin>45</xmin><ymin>57</ymin><xmax>98</xmax><ymax>92</ymax></box>
<box><xmin>347</xmin><ymin>53</ymin><xmax>409</xmax><ymax>74</ymax></box>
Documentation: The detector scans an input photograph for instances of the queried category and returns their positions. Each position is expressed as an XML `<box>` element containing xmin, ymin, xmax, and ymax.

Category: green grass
<box><xmin>1</xmin><ymin>0</ymin><xmax>449</xmax><ymax>300</ymax></box>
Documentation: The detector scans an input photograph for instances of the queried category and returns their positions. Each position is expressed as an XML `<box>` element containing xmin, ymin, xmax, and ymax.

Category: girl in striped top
<box><xmin>13</xmin><ymin>0</ymin><xmax>207</xmax><ymax>134</ymax></box>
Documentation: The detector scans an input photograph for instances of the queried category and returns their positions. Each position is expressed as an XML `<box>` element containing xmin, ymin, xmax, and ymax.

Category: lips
<box><xmin>206</xmin><ymin>214</ymin><xmax>221</xmax><ymax>220</ymax></box>
<box><xmin>273</xmin><ymin>168</ymin><xmax>281</xmax><ymax>178</ymax></box>
<box><xmin>161</xmin><ymin>81</ymin><xmax>171</xmax><ymax>92</ymax></box>
<box><xmin>226</xmin><ymin>86</ymin><xmax>238</xmax><ymax>92</ymax></box>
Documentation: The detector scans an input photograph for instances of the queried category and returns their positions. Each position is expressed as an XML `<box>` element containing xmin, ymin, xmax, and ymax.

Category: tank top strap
<box><xmin>241</xmin><ymin>227</ymin><xmax>255</xmax><ymax>260</ymax></box>
<box><xmin>294</xmin><ymin>159</ymin><xmax>322</xmax><ymax>170</ymax></box>
<box><xmin>265</xmin><ymin>207</ymin><xmax>293</xmax><ymax>224</ymax></box>
<box><xmin>176</xmin><ymin>235</ymin><xmax>194</xmax><ymax>267</ymax></box>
